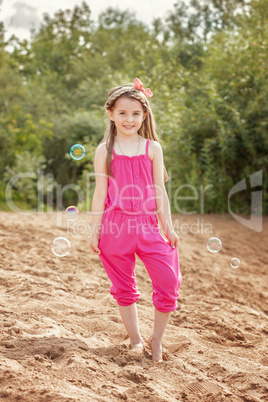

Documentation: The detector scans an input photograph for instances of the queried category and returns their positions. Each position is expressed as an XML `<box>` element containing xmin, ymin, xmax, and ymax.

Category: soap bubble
<box><xmin>65</xmin><ymin>206</ymin><xmax>79</xmax><ymax>220</ymax></box>
<box><xmin>207</xmin><ymin>237</ymin><xmax>222</xmax><ymax>253</ymax></box>
<box><xmin>51</xmin><ymin>237</ymin><xmax>71</xmax><ymax>257</ymax></box>
<box><xmin>230</xmin><ymin>258</ymin><xmax>240</xmax><ymax>269</ymax></box>
<box><xmin>70</xmin><ymin>144</ymin><xmax>85</xmax><ymax>160</ymax></box>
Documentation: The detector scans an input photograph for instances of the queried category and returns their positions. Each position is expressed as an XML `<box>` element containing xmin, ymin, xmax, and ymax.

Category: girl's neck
<box><xmin>115</xmin><ymin>134</ymin><xmax>140</xmax><ymax>143</ymax></box>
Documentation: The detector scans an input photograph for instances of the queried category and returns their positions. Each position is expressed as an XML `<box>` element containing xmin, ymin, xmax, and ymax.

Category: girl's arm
<box><xmin>91</xmin><ymin>143</ymin><xmax>108</xmax><ymax>238</ymax></box>
<box><xmin>152</xmin><ymin>141</ymin><xmax>175</xmax><ymax>237</ymax></box>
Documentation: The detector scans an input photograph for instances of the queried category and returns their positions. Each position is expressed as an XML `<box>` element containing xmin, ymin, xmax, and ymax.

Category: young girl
<box><xmin>89</xmin><ymin>78</ymin><xmax>182</xmax><ymax>363</ymax></box>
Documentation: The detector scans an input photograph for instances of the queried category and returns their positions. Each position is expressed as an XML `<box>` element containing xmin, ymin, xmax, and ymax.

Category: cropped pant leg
<box><xmin>136</xmin><ymin>217</ymin><xmax>182</xmax><ymax>313</ymax></box>
<box><xmin>98</xmin><ymin>211</ymin><xmax>140</xmax><ymax>306</ymax></box>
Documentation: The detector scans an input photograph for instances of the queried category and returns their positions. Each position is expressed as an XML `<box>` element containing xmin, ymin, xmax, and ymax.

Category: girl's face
<box><xmin>108</xmin><ymin>97</ymin><xmax>147</xmax><ymax>137</ymax></box>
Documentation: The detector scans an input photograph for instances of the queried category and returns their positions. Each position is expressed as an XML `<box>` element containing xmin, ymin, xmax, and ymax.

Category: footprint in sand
<box><xmin>8</xmin><ymin>317</ymin><xmax>62</xmax><ymax>338</ymax></box>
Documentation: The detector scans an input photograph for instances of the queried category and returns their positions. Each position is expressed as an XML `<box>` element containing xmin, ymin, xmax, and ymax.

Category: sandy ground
<box><xmin>0</xmin><ymin>211</ymin><xmax>267</xmax><ymax>402</ymax></box>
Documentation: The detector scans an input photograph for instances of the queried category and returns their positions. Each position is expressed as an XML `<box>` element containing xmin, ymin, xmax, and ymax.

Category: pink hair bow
<box><xmin>134</xmin><ymin>78</ymin><xmax>153</xmax><ymax>98</ymax></box>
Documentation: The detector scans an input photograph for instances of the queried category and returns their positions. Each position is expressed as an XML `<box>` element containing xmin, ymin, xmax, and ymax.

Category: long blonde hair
<box><xmin>101</xmin><ymin>82</ymin><xmax>169</xmax><ymax>182</ymax></box>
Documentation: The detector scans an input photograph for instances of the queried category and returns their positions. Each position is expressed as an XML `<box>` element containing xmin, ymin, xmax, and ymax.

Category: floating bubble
<box><xmin>65</xmin><ymin>206</ymin><xmax>79</xmax><ymax>220</ymax></box>
<box><xmin>230</xmin><ymin>258</ymin><xmax>240</xmax><ymax>269</ymax></box>
<box><xmin>207</xmin><ymin>237</ymin><xmax>222</xmax><ymax>253</ymax></box>
<box><xmin>51</xmin><ymin>237</ymin><xmax>71</xmax><ymax>257</ymax></box>
<box><xmin>70</xmin><ymin>144</ymin><xmax>85</xmax><ymax>160</ymax></box>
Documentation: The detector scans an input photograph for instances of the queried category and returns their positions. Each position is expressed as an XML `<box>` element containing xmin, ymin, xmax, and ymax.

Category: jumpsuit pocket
<box><xmin>154</xmin><ymin>220</ymin><xmax>171</xmax><ymax>245</ymax></box>
<box><xmin>158</xmin><ymin>231</ymin><xmax>176</xmax><ymax>249</ymax></box>
<box><xmin>159</xmin><ymin>231</ymin><xmax>171</xmax><ymax>245</ymax></box>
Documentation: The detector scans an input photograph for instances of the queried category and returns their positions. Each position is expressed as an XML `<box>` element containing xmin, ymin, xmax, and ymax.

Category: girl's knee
<box><xmin>163</xmin><ymin>269</ymin><xmax>182</xmax><ymax>291</ymax></box>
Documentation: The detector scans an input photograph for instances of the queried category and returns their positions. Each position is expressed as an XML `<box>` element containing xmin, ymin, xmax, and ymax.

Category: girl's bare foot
<box><xmin>147</xmin><ymin>335</ymin><xmax>163</xmax><ymax>363</ymax></box>
<box><xmin>129</xmin><ymin>338</ymin><xmax>144</xmax><ymax>354</ymax></box>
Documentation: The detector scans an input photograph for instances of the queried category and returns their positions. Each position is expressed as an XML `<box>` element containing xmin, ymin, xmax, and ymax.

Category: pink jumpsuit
<box><xmin>98</xmin><ymin>139</ymin><xmax>182</xmax><ymax>313</ymax></box>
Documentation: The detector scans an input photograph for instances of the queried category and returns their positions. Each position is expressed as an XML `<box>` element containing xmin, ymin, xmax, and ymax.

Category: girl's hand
<box><xmin>165</xmin><ymin>230</ymin><xmax>179</xmax><ymax>249</ymax></box>
<box><xmin>89</xmin><ymin>233</ymin><xmax>101</xmax><ymax>255</ymax></box>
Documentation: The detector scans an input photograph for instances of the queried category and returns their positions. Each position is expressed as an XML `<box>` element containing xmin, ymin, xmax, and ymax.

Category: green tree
<box><xmin>164</xmin><ymin>0</ymin><xmax>268</xmax><ymax>214</ymax></box>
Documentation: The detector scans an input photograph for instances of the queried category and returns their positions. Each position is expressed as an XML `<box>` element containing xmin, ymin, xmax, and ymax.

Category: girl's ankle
<box><xmin>130</xmin><ymin>336</ymin><xmax>143</xmax><ymax>345</ymax></box>
<box><xmin>150</xmin><ymin>335</ymin><xmax>162</xmax><ymax>344</ymax></box>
